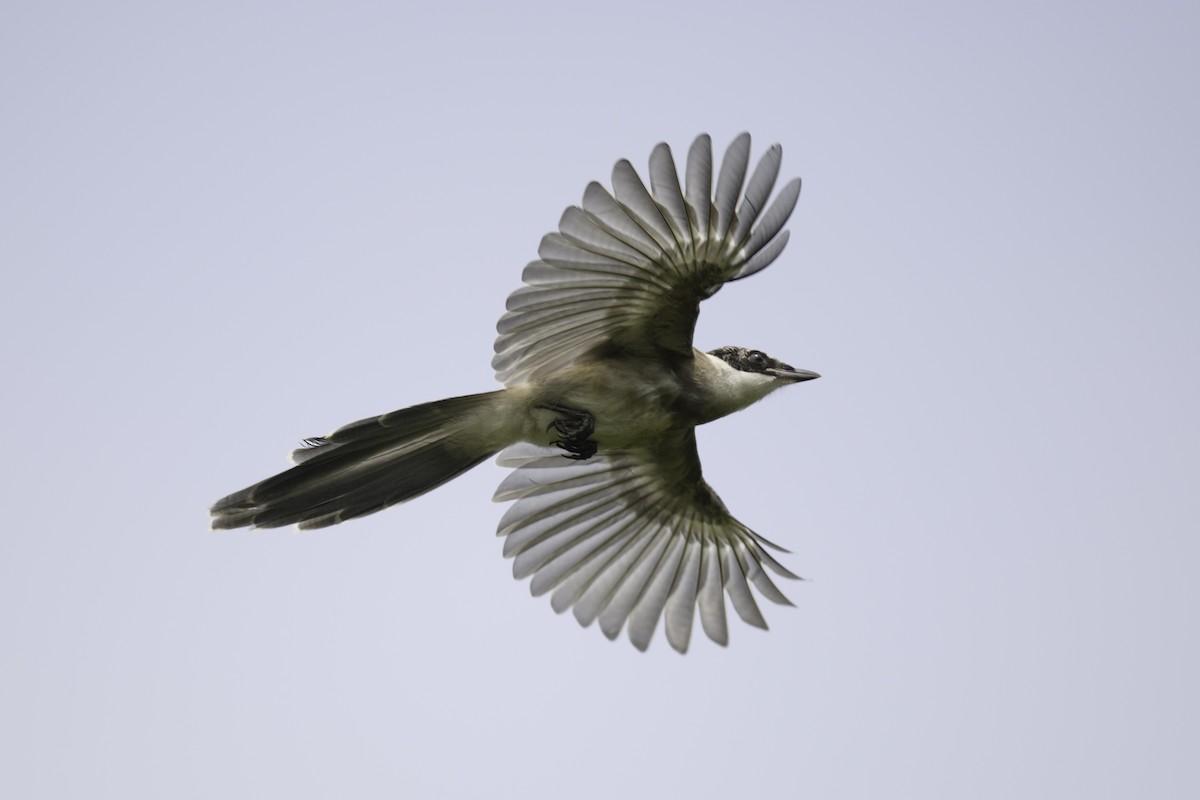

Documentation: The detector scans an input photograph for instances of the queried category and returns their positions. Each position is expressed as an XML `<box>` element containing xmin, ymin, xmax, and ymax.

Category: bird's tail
<box><xmin>210</xmin><ymin>391</ymin><xmax>506</xmax><ymax>530</ymax></box>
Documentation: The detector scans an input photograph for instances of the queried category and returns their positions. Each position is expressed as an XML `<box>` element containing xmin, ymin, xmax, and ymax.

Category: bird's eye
<box><xmin>747</xmin><ymin>350</ymin><xmax>769</xmax><ymax>371</ymax></box>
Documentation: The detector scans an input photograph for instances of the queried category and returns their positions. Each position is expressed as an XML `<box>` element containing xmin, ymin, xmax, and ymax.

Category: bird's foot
<box><xmin>538</xmin><ymin>404</ymin><xmax>598</xmax><ymax>460</ymax></box>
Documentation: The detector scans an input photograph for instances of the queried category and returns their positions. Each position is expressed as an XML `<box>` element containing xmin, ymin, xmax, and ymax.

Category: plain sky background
<box><xmin>3</xmin><ymin>1</ymin><xmax>1197</xmax><ymax>797</ymax></box>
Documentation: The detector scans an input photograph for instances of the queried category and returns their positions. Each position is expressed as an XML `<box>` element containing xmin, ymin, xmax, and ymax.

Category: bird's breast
<box><xmin>531</xmin><ymin>358</ymin><xmax>691</xmax><ymax>450</ymax></box>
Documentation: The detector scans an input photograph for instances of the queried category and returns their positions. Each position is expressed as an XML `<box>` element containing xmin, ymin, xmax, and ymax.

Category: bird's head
<box><xmin>700</xmin><ymin>345</ymin><xmax>820</xmax><ymax>420</ymax></box>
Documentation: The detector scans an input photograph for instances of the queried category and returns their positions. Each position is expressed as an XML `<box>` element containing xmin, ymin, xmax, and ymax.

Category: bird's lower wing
<box><xmin>493</xmin><ymin>436</ymin><xmax>799</xmax><ymax>653</ymax></box>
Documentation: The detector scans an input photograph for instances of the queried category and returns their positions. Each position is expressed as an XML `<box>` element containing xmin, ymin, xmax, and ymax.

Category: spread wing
<box><xmin>492</xmin><ymin>133</ymin><xmax>802</xmax><ymax>387</ymax></box>
<box><xmin>493</xmin><ymin>437</ymin><xmax>800</xmax><ymax>653</ymax></box>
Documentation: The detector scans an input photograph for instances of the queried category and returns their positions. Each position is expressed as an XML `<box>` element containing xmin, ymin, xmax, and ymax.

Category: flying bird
<box><xmin>211</xmin><ymin>132</ymin><xmax>820</xmax><ymax>652</ymax></box>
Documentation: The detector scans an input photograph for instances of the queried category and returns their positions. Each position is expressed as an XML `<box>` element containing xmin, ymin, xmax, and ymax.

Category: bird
<box><xmin>211</xmin><ymin>132</ymin><xmax>820</xmax><ymax>653</ymax></box>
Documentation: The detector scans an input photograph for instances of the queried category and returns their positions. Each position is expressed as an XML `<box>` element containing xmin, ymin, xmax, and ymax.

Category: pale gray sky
<box><xmin>2</xmin><ymin>1</ymin><xmax>1198</xmax><ymax>798</ymax></box>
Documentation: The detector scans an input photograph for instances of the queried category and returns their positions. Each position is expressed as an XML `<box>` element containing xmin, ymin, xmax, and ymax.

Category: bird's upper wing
<box><xmin>492</xmin><ymin>133</ymin><xmax>802</xmax><ymax>387</ymax></box>
<box><xmin>493</xmin><ymin>436</ymin><xmax>800</xmax><ymax>653</ymax></box>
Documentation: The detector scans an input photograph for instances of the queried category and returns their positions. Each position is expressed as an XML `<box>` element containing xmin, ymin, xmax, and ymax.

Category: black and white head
<box><xmin>701</xmin><ymin>345</ymin><xmax>820</xmax><ymax>417</ymax></box>
<box><xmin>708</xmin><ymin>346</ymin><xmax>819</xmax><ymax>381</ymax></box>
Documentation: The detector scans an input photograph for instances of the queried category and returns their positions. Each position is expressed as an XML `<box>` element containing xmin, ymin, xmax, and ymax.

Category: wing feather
<box><xmin>548</xmin><ymin>519</ymin><xmax>644</xmax><ymax>614</ymax></box>
<box><xmin>729</xmin><ymin>143</ymin><xmax>781</xmax><ymax>254</ymax></box>
<box><xmin>539</xmin><ymin>233</ymin><xmax>672</xmax><ymax>289</ymax></box>
<box><xmin>580</xmin><ymin>182</ymin><xmax>663</xmax><ymax>257</ymax></box>
<box><xmin>722</xmin><ymin>544</ymin><xmax>768</xmax><ymax>629</ymax></box>
<box><xmin>597</xmin><ymin>527</ymin><xmax>676</xmax><ymax>642</ymax></box>
<box><xmin>738</xmin><ymin>177</ymin><xmax>801</xmax><ymax>268</ymax></box>
<box><xmin>624</xmin><ymin>533</ymin><xmax>688</xmax><ymax>651</ymax></box>
<box><xmin>648</xmin><ymin>142</ymin><xmax>692</xmax><ymax>257</ymax></box>
<box><xmin>737</xmin><ymin>539</ymin><xmax>793</xmax><ymax>607</ymax></box>
<box><xmin>732</xmin><ymin>229</ymin><xmax>791</xmax><ymax>283</ymax></box>
<box><xmin>557</xmin><ymin>206</ymin><xmax>659</xmax><ymax>268</ymax></box>
<box><xmin>611</xmin><ymin>159</ymin><xmax>680</xmax><ymax>261</ymax></box>
<box><xmin>573</xmin><ymin>521</ymin><xmax>663</xmax><ymax>629</ymax></box>
<box><xmin>662</xmin><ymin>537</ymin><xmax>701</xmax><ymax>652</ymax></box>
<box><xmin>527</xmin><ymin>506</ymin><xmax>638</xmax><ymax>597</ymax></box>
<box><xmin>684</xmin><ymin>134</ymin><xmax>713</xmax><ymax>257</ymax></box>
<box><xmin>696</xmin><ymin>538</ymin><xmax>729</xmax><ymax>645</ymax></box>
<box><xmin>711</xmin><ymin>132</ymin><xmax>751</xmax><ymax>247</ymax></box>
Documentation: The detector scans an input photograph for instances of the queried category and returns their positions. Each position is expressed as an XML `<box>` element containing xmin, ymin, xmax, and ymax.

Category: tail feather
<box><xmin>211</xmin><ymin>392</ymin><xmax>503</xmax><ymax>530</ymax></box>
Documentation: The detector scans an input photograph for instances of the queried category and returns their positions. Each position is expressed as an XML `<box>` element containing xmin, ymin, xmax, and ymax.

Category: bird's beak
<box><xmin>768</xmin><ymin>367</ymin><xmax>821</xmax><ymax>383</ymax></box>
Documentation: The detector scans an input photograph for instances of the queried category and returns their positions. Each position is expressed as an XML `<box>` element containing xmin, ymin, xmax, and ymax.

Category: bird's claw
<box><xmin>537</xmin><ymin>404</ymin><xmax>597</xmax><ymax>460</ymax></box>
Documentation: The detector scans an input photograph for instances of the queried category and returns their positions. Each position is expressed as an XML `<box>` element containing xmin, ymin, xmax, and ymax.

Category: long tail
<box><xmin>210</xmin><ymin>391</ymin><xmax>505</xmax><ymax>530</ymax></box>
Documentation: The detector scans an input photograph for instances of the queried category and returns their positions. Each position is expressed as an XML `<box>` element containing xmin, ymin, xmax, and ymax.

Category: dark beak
<box><xmin>768</xmin><ymin>367</ymin><xmax>821</xmax><ymax>383</ymax></box>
